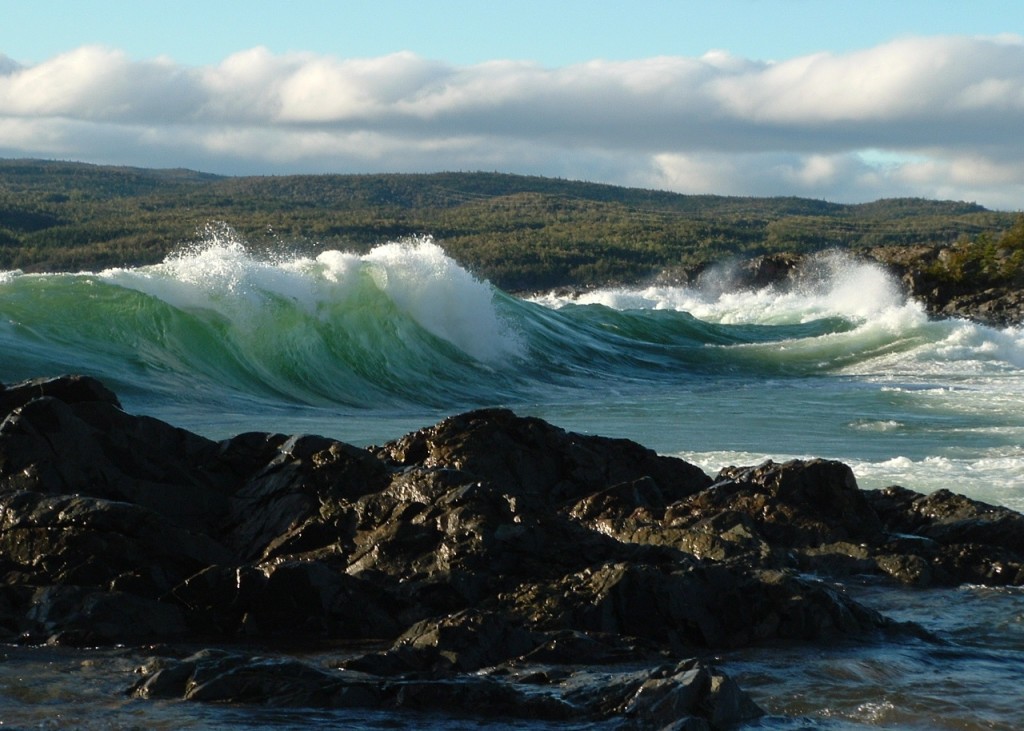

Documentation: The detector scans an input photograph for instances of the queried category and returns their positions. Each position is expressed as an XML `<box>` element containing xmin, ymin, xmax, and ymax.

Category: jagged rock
<box><xmin>577</xmin><ymin>658</ymin><xmax>765</xmax><ymax>730</ymax></box>
<box><xmin>869</xmin><ymin>486</ymin><xmax>1024</xmax><ymax>552</ymax></box>
<box><xmin>4</xmin><ymin>374</ymin><xmax>1024</xmax><ymax>724</ymax></box>
<box><xmin>696</xmin><ymin>459</ymin><xmax>884</xmax><ymax>546</ymax></box>
<box><xmin>341</xmin><ymin>609</ymin><xmax>546</xmax><ymax>675</ymax></box>
<box><xmin>217</xmin><ymin>432</ymin><xmax>390</xmax><ymax>561</ymax></box>
<box><xmin>0</xmin><ymin>382</ymin><xmax>233</xmax><ymax>532</ymax></box>
<box><xmin>131</xmin><ymin>648</ymin><xmax>762</xmax><ymax>729</ymax></box>
<box><xmin>372</xmin><ymin>408</ymin><xmax>712</xmax><ymax>508</ymax></box>
<box><xmin>866</xmin><ymin>486</ymin><xmax>1024</xmax><ymax>585</ymax></box>
<box><xmin>0</xmin><ymin>374</ymin><xmax>121</xmax><ymax>414</ymax></box>
<box><xmin>0</xmin><ymin>491</ymin><xmax>231</xmax><ymax>595</ymax></box>
<box><xmin>507</xmin><ymin>561</ymin><xmax>895</xmax><ymax>652</ymax></box>
<box><xmin>27</xmin><ymin>585</ymin><xmax>188</xmax><ymax>645</ymax></box>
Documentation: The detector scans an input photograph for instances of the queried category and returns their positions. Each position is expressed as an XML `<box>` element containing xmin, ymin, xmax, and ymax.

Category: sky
<box><xmin>1</xmin><ymin>0</ymin><xmax>1023</xmax><ymax>209</ymax></box>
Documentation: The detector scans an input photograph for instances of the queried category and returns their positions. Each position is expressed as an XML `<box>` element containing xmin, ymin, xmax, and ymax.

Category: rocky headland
<box><xmin>696</xmin><ymin>247</ymin><xmax>1024</xmax><ymax>327</ymax></box>
<box><xmin>3</xmin><ymin>375</ymin><xmax>1024</xmax><ymax>729</ymax></box>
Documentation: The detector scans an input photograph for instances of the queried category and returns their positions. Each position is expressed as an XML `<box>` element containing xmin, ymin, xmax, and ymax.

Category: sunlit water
<box><xmin>3</xmin><ymin>233</ymin><xmax>1023</xmax><ymax>727</ymax></box>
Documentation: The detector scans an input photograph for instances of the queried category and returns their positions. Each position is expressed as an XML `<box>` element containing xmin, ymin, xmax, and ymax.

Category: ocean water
<box><xmin>2</xmin><ymin>232</ymin><xmax>1023</xmax><ymax>728</ymax></box>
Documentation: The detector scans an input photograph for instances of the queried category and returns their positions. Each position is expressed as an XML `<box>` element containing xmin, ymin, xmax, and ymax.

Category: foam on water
<box><xmin>679</xmin><ymin>447</ymin><xmax>1024</xmax><ymax>514</ymax></box>
<box><xmin>4</xmin><ymin>231</ymin><xmax>1024</xmax><ymax>728</ymax></box>
<box><xmin>537</xmin><ymin>252</ymin><xmax>911</xmax><ymax>325</ymax></box>
<box><xmin>359</xmin><ymin>237</ymin><xmax>525</xmax><ymax>362</ymax></box>
<box><xmin>3</xmin><ymin>231</ymin><xmax>1024</xmax><ymax>515</ymax></box>
<box><xmin>102</xmin><ymin>231</ymin><xmax>523</xmax><ymax>365</ymax></box>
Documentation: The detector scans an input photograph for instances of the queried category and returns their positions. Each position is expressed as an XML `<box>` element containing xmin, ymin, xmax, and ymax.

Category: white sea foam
<box><xmin>360</xmin><ymin>236</ymin><xmax>524</xmax><ymax>362</ymax></box>
<box><xmin>100</xmin><ymin>229</ymin><xmax>523</xmax><ymax>364</ymax></box>
<box><xmin>678</xmin><ymin>447</ymin><xmax>1024</xmax><ymax>513</ymax></box>
<box><xmin>537</xmin><ymin>251</ymin><xmax>1024</xmax><ymax>383</ymax></box>
<box><xmin>533</xmin><ymin>252</ymin><xmax>913</xmax><ymax>326</ymax></box>
<box><xmin>850</xmin><ymin>450</ymin><xmax>1024</xmax><ymax>512</ymax></box>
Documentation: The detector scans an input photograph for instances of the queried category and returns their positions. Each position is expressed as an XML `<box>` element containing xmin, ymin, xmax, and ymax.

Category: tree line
<box><xmin>0</xmin><ymin>159</ymin><xmax>1019</xmax><ymax>292</ymax></box>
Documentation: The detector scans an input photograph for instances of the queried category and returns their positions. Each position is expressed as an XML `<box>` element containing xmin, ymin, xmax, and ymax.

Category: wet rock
<box><xmin>0</xmin><ymin>491</ymin><xmax>231</xmax><ymax>593</ymax></box>
<box><xmin>869</xmin><ymin>486</ymin><xmax>1024</xmax><ymax>552</ymax></box>
<box><xmin>696</xmin><ymin>459</ymin><xmax>884</xmax><ymax>547</ymax></box>
<box><xmin>5</xmin><ymin>375</ymin><xmax>1024</xmax><ymax>725</ymax></box>
<box><xmin>341</xmin><ymin>609</ymin><xmax>546</xmax><ymax>675</ymax></box>
<box><xmin>131</xmin><ymin>648</ymin><xmax>762</xmax><ymax>729</ymax></box>
<box><xmin>734</xmin><ymin>253</ymin><xmax>804</xmax><ymax>290</ymax></box>
<box><xmin>0</xmin><ymin>383</ymin><xmax>233</xmax><ymax>533</ymax></box>
<box><xmin>132</xmin><ymin>648</ymin><xmax>358</xmax><ymax>705</ymax></box>
<box><xmin>866</xmin><ymin>486</ymin><xmax>1024</xmax><ymax>585</ymax></box>
<box><xmin>514</xmin><ymin>561</ymin><xmax>894</xmax><ymax>652</ymax></box>
<box><xmin>870</xmin><ymin>242</ymin><xmax>1024</xmax><ymax>327</ymax></box>
<box><xmin>373</xmin><ymin>408</ymin><xmax>712</xmax><ymax>508</ymax></box>
<box><xmin>217</xmin><ymin>432</ymin><xmax>390</xmax><ymax>561</ymax></box>
<box><xmin>29</xmin><ymin>585</ymin><xmax>188</xmax><ymax>645</ymax></box>
<box><xmin>0</xmin><ymin>374</ymin><xmax>121</xmax><ymax>414</ymax></box>
<box><xmin>590</xmin><ymin>658</ymin><xmax>765</xmax><ymax>730</ymax></box>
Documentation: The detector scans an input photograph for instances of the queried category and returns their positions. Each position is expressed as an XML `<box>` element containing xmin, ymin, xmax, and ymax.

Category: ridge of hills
<box><xmin>0</xmin><ymin>158</ymin><xmax>1020</xmax><ymax>302</ymax></box>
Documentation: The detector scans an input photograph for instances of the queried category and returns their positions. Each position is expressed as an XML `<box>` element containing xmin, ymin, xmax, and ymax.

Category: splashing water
<box><xmin>4</xmin><ymin>230</ymin><xmax>1024</xmax><ymax>729</ymax></box>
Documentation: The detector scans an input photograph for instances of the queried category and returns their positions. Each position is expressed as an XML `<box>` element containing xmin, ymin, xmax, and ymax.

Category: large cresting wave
<box><xmin>2</xmin><ymin>229</ymin><xmax>1023</xmax><ymax>417</ymax></box>
<box><xmin>1</xmin><ymin>233</ymin><xmax>532</xmax><ymax>408</ymax></box>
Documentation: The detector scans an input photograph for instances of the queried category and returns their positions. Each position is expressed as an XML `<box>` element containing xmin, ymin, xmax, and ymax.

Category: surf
<box><xmin>3</xmin><ymin>231</ymin><xmax>1023</xmax><ymax>406</ymax></box>
<box><xmin>3</xmin><ymin>230</ymin><xmax>1023</xmax><ymax>509</ymax></box>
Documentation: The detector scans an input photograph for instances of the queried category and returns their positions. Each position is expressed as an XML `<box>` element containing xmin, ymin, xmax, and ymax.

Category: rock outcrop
<box><xmin>4</xmin><ymin>374</ymin><xmax>1024</xmax><ymax>727</ymax></box>
<box><xmin>697</xmin><ymin>249</ymin><xmax>1024</xmax><ymax>327</ymax></box>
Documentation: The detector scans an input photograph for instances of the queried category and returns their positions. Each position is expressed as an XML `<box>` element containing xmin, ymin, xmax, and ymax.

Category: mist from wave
<box><xmin>3</xmin><ymin>229</ymin><xmax>1024</xmax><ymax>511</ymax></box>
<box><xmin>4</xmin><ymin>230</ymin><xmax>1024</xmax><ymax>730</ymax></box>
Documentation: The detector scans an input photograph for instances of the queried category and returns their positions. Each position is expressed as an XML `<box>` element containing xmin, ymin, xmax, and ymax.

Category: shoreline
<box><xmin>519</xmin><ymin>247</ymin><xmax>1024</xmax><ymax>329</ymax></box>
<box><xmin>3</xmin><ymin>375</ymin><xmax>1024</xmax><ymax>727</ymax></box>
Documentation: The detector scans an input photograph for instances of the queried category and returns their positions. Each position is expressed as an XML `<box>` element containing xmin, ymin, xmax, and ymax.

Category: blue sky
<box><xmin>5</xmin><ymin>0</ymin><xmax>1022</xmax><ymax>67</ymax></box>
<box><xmin>2</xmin><ymin>1</ymin><xmax>1023</xmax><ymax>208</ymax></box>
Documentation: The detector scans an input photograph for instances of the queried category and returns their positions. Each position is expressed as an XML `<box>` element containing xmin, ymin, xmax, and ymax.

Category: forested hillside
<box><xmin>0</xmin><ymin>159</ymin><xmax>1018</xmax><ymax>291</ymax></box>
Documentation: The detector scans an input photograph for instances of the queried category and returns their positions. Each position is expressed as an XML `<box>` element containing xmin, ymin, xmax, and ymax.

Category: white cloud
<box><xmin>1</xmin><ymin>36</ymin><xmax>1023</xmax><ymax>208</ymax></box>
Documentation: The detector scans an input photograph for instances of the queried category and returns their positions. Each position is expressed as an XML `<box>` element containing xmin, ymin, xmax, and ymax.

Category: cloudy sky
<box><xmin>2</xmin><ymin>0</ymin><xmax>1023</xmax><ymax>209</ymax></box>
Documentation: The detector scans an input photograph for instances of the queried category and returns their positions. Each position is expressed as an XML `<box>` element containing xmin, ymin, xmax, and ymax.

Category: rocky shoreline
<box><xmin>631</xmin><ymin>247</ymin><xmax>1024</xmax><ymax>328</ymax></box>
<box><xmin>3</xmin><ymin>375</ymin><xmax>1024</xmax><ymax>728</ymax></box>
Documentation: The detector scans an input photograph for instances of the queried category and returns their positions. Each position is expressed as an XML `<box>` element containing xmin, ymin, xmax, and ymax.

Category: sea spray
<box><xmin>359</xmin><ymin>237</ymin><xmax>525</xmax><ymax>363</ymax></box>
<box><xmin>4</xmin><ymin>234</ymin><xmax>1024</xmax><ymax>730</ymax></box>
<box><xmin>2</xmin><ymin>232</ymin><xmax>1023</xmax><ymax>514</ymax></box>
<box><xmin>536</xmin><ymin>251</ymin><xmax>913</xmax><ymax>325</ymax></box>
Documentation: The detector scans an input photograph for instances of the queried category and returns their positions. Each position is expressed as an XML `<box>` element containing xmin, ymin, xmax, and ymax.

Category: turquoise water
<box><xmin>3</xmin><ymin>232</ymin><xmax>1024</xmax><ymax>728</ymax></box>
<box><xmin>3</xmin><ymin>234</ymin><xmax>1022</xmax><ymax>509</ymax></box>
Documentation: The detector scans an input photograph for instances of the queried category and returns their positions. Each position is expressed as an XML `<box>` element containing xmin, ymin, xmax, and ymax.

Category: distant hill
<box><xmin>0</xmin><ymin>158</ymin><xmax>1017</xmax><ymax>292</ymax></box>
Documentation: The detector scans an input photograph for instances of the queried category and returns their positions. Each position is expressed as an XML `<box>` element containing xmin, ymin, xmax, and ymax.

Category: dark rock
<box><xmin>865</xmin><ymin>245</ymin><xmax>1024</xmax><ymax>326</ymax></box>
<box><xmin>217</xmin><ymin>432</ymin><xmax>390</xmax><ymax>561</ymax></box>
<box><xmin>0</xmin><ymin>374</ymin><xmax>121</xmax><ymax>416</ymax></box>
<box><xmin>341</xmin><ymin>608</ymin><xmax>545</xmax><ymax>675</ymax></box>
<box><xmin>372</xmin><ymin>408</ymin><xmax>712</xmax><ymax>508</ymax></box>
<box><xmin>736</xmin><ymin>253</ymin><xmax>804</xmax><ymax>290</ymax></box>
<box><xmin>0</xmin><ymin>393</ymin><xmax>232</xmax><ymax>532</ymax></box>
<box><xmin>0</xmin><ymin>491</ymin><xmax>231</xmax><ymax>596</ymax></box>
<box><xmin>5</xmin><ymin>375</ymin><xmax>1024</xmax><ymax>725</ymax></box>
<box><xmin>577</xmin><ymin>658</ymin><xmax>765</xmax><ymax>730</ymax></box>
<box><xmin>131</xmin><ymin>648</ymin><xmax>762</xmax><ymax>728</ymax></box>
<box><xmin>696</xmin><ymin>459</ymin><xmax>884</xmax><ymax>547</ymax></box>
<box><xmin>132</xmin><ymin>648</ymin><xmax>356</xmax><ymax>705</ymax></box>
<box><xmin>29</xmin><ymin>585</ymin><xmax>188</xmax><ymax>644</ymax></box>
<box><xmin>866</xmin><ymin>486</ymin><xmax>1024</xmax><ymax>585</ymax></box>
<box><xmin>644</xmin><ymin>459</ymin><xmax>884</xmax><ymax>578</ymax></box>
<box><xmin>513</xmin><ymin>561</ymin><xmax>895</xmax><ymax>652</ymax></box>
<box><xmin>243</xmin><ymin>558</ymin><xmax>407</xmax><ymax>639</ymax></box>
<box><xmin>869</xmin><ymin>486</ymin><xmax>1024</xmax><ymax>552</ymax></box>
